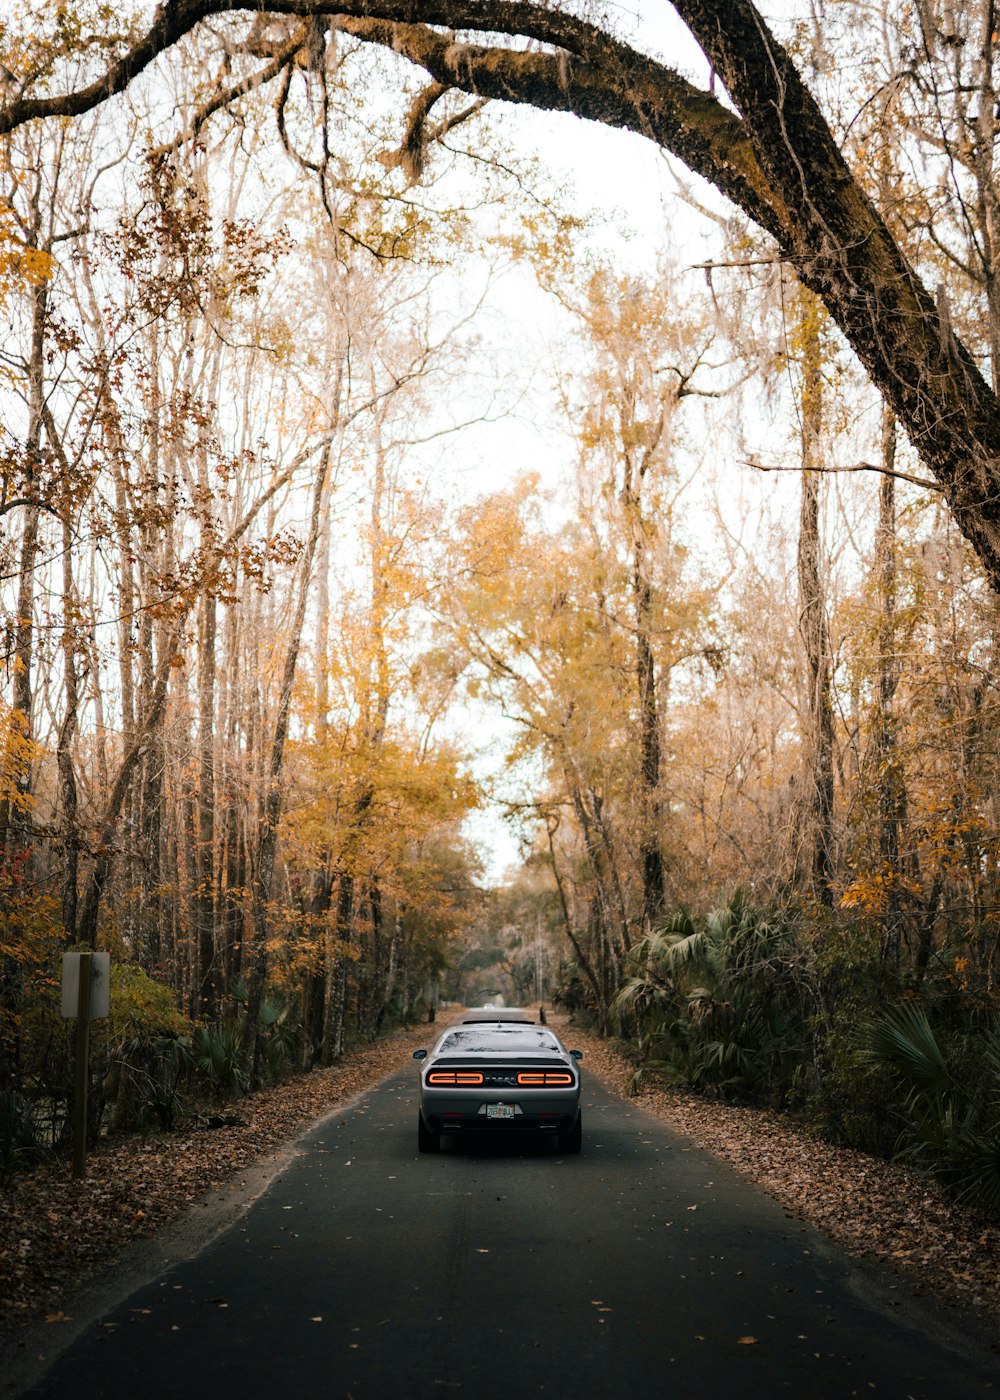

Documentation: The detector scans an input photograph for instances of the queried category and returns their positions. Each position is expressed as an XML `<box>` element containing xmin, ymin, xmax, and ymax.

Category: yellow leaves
<box><xmin>0</xmin><ymin>201</ymin><xmax>53</xmax><ymax>316</ymax></box>
<box><xmin>79</xmin><ymin>959</ymin><xmax>191</xmax><ymax>1046</ymax></box>
<box><xmin>0</xmin><ymin>703</ymin><xmax>44</xmax><ymax>809</ymax></box>
<box><xmin>0</xmin><ymin>879</ymin><xmax>64</xmax><ymax>1055</ymax></box>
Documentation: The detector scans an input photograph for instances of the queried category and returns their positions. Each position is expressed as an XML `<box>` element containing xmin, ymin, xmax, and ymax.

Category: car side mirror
<box><xmin>569</xmin><ymin>1049</ymin><xmax>583</xmax><ymax>1060</ymax></box>
<box><xmin>412</xmin><ymin>1049</ymin><xmax>428</xmax><ymax>1061</ymax></box>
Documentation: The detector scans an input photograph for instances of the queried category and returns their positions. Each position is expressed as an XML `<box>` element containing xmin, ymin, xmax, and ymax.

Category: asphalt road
<box><xmin>21</xmin><ymin>1060</ymin><xmax>998</xmax><ymax>1400</ymax></box>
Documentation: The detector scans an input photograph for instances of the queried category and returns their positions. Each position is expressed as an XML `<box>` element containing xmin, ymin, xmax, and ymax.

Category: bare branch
<box><xmin>150</xmin><ymin>30</ymin><xmax>306</xmax><ymax>159</ymax></box>
<box><xmin>743</xmin><ymin>457</ymin><xmax>943</xmax><ymax>492</ymax></box>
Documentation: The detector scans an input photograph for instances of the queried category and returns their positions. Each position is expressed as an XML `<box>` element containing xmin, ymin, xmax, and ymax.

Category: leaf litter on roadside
<box><xmin>570</xmin><ymin>1029</ymin><xmax>1000</xmax><ymax>1333</ymax></box>
<box><xmin>0</xmin><ymin>1024</ymin><xmax>431</xmax><ymax>1336</ymax></box>
<box><xmin>4</xmin><ymin>1017</ymin><xmax>998</xmax><ymax>1344</ymax></box>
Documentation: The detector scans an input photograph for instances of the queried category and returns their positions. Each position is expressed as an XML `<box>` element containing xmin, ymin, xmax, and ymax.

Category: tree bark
<box><xmin>196</xmin><ymin>591</ymin><xmax>219</xmax><ymax>1018</ymax></box>
<box><xmin>57</xmin><ymin>485</ymin><xmax>81</xmax><ymax>941</ymax></box>
<box><xmin>323</xmin><ymin>871</ymin><xmax>354</xmax><ymax>1063</ymax></box>
<box><xmin>0</xmin><ymin>275</ymin><xmax>47</xmax><ymax>870</ymax></box>
<box><xmin>875</xmin><ymin>408</ymin><xmax>905</xmax><ymax>969</ymax></box>
<box><xmin>796</xmin><ymin>294</ymin><xmax>834</xmax><ymax>904</ymax></box>
<box><xmin>626</xmin><ymin>492</ymin><xmax>665</xmax><ymax>930</ymax></box>
<box><xmin>365</xmin><ymin>878</ymin><xmax>384</xmax><ymax>1041</ymax></box>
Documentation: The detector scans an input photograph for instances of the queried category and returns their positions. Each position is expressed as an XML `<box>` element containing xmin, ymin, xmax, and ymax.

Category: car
<box><xmin>413</xmin><ymin>1020</ymin><xmax>584</xmax><ymax>1154</ymax></box>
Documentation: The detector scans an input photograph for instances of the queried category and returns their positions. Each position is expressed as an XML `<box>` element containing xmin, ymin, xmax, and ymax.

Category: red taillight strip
<box><xmin>516</xmin><ymin>1071</ymin><xmax>574</xmax><ymax>1085</ymax></box>
<box><xmin>427</xmin><ymin>1071</ymin><xmax>484</xmax><ymax>1085</ymax></box>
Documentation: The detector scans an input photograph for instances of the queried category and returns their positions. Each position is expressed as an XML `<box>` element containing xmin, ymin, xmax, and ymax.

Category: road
<box><xmin>20</xmin><ymin>1056</ymin><xmax>997</xmax><ymax>1400</ymax></box>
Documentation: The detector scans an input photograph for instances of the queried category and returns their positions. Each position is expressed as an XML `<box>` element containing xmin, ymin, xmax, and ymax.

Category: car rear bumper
<box><xmin>420</xmin><ymin>1094</ymin><xmax>580</xmax><ymax>1133</ymax></box>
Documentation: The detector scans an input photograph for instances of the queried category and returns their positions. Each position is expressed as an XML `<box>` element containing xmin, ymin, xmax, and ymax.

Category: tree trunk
<box><xmin>796</xmin><ymin>294</ymin><xmax>834</xmax><ymax>904</ymax></box>
<box><xmin>365</xmin><ymin>877</ymin><xmax>384</xmax><ymax>1041</ymax></box>
<box><xmin>241</xmin><ymin>447</ymin><xmax>332</xmax><ymax>1082</ymax></box>
<box><xmin>875</xmin><ymin>408</ymin><xmax>905</xmax><ymax>970</ymax></box>
<box><xmin>76</xmin><ymin>624</ymin><xmax>184</xmax><ymax>947</ymax></box>
<box><xmin>196</xmin><ymin>591</ymin><xmax>218</xmax><ymax>1018</ymax></box>
<box><xmin>302</xmin><ymin>865</ymin><xmax>334</xmax><ymax>1067</ymax></box>
<box><xmin>568</xmin><ymin>780</ymin><xmax>622</xmax><ymax>992</ymax></box>
<box><xmin>40</xmin><ymin>408</ymin><xmax>83</xmax><ymax>941</ymax></box>
<box><xmin>634</xmin><ymin>558</ymin><xmax>665</xmax><ymax>929</ymax></box>
<box><xmin>0</xmin><ymin>275</ymin><xmax>47</xmax><ymax>870</ymax></box>
<box><xmin>323</xmin><ymin>871</ymin><xmax>354</xmax><ymax>1063</ymax></box>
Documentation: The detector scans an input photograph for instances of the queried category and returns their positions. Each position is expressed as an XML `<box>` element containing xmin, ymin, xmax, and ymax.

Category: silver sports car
<box><xmin>413</xmin><ymin>1016</ymin><xmax>584</xmax><ymax>1153</ymax></box>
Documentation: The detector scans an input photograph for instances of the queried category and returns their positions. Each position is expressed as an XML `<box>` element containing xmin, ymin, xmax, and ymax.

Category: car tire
<box><xmin>558</xmin><ymin>1112</ymin><xmax>582</xmax><ymax>1154</ymax></box>
<box><xmin>418</xmin><ymin>1113</ymin><xmax>441</xmax><ymax>1153</ymax></box>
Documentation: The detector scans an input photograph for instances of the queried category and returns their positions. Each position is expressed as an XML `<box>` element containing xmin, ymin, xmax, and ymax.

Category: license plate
<box><xmin>486</xmin><ymin>1103</ymin><xmax>515</xmax><ymax>1119</ymax></box>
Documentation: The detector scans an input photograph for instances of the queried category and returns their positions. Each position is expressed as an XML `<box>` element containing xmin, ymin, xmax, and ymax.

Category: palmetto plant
<box><xmin>104</xmin><ymin>1030</ymin><xmax>190</xmax><ymax>1132</ymax></box>
<box><xmin>191</xmin><ymin>989</ymin><xmax>302</xmax><ymax>1095</ymax></box>
<box><xmin>612</xmin><ymin>894</ymin><xmax>802</xmax><ymax>1099</ymax></box>
<box><xmin>861</xmin><ymin>1002</ymin><xmax>1000</xmax><ymax>1212</ymax></box>
<box><xmin>258</xmin><ymin>992</ymin><xmax>300</xmax><ymax>1080</ymax></box>
<box><xmin>191</xmin><ymin>1018</ymin><xmax>247</xmax><ymax>1097</ymax></box>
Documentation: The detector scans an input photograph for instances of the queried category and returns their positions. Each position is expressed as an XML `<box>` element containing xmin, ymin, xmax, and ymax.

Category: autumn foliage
<box><xmin>1</xmin><ymin>0</ymin><xmax>1000</xmax><ymax>1215</ymax></box>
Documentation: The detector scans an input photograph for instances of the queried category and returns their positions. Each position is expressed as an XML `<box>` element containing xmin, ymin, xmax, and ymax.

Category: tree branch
<box><xmin>6</xmin><ymin>0</ymin><xmax>1000</xmax><ymax>585</ymax></box>
<box><xmin>743</xmin><ymin>457</ymin><xmax>943</xmax><ymax>491</ymax></box>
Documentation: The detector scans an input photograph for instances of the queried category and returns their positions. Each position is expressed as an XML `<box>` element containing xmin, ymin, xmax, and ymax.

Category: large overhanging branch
<box><xmin>335</xmin><ymin>16</ymin><xmax>783</xmax><ymax>237</ymax></box>
<box><xmin>5</xmin><ymin>1</ymin><xmax>1000</xmax><ymax>587</ymax></box>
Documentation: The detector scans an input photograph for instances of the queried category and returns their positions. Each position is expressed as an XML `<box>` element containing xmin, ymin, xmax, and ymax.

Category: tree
<box><xmin>794</xmin><ymin>290</ymin><xmax>835</xmax><ymax>904</ymax></box>
<box><xmin>441</xmin><ymin>402</ymin><xmax>713</xmax><ymax>1022</ymax></box>
<box><xmin>544</xmin><ymin>262</ymin><xmax>722</xmax><ymax>928</ymax></box>
<box><xmin>6</xmin><ymin>2</ymin><xmax>1000</xmax><ymax>589</ymax></box>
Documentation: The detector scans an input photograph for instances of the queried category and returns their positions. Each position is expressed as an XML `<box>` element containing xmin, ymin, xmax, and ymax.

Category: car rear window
<box><xmin>436</xmin><ymin>1027</ymin><xmax>564</xmax><ymax>1055</ymax></box>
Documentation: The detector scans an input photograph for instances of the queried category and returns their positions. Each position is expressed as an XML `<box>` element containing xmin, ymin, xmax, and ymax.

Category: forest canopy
<box><xmin>2</xmin><ymin>1</ymin><xmax>1000</xmax><ymax>1205</ymax></box>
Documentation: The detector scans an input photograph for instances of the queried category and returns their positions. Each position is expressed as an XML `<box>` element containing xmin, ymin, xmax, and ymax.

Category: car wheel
<box><xmin>418</xmin><ymin>1113</ymin><xmax>441</xmax><ymax>1153</ymax></box>
<box><xmin>558</xmin><ymin>1112</ymin><xmax>582</xmax><ymax>1154</ymax></box>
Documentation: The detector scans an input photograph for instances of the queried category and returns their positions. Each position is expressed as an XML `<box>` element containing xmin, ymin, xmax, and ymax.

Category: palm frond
<box><xmin>861</xmin><ymin>1001</ymin><xmax>950</xmax><ymax>1095</ymax></box>
<box><xmin>982</xmin><ymin>1026</ymin><xmax>1000</xmax><ymax>1084</ymax></box>
<box><xmin>610</xmin><ymin>975</ymin><xmax>668</xmax><ymax>1021</ymax></box>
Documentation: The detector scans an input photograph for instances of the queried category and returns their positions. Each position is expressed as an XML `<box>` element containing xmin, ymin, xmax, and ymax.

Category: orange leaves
<box><xmin>0</xmin><ymin>871</ymin><xmax>64</xmax><ymax>1057</ymax></box>
<box><xmin>0</xmin><ymin>704</ymin><xmax>44</xmax><ymax>812</ymax></box>
<box><xmin>839</xmin><ymin>863</ymin><xmax>922</xmax><ymax>916</ymax></box>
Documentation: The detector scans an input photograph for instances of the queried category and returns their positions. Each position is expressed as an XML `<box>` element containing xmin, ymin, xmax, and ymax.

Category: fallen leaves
<box><xmin>0</xmin><ymin>1023</ymin><xmax>432</xmax><ymax>1337</ymax></box>
<box><xmin>5</xmin><ymin>1015</ymin><xmax>999</xmax><ymax>1350</ymax></box>
<box><xmin>571</xmin><ymin>1029</ymin><xmax>1000</xmax><ymax>1331</ymax></box>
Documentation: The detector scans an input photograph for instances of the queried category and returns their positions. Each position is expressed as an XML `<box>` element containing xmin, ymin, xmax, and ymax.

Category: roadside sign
<box><xmin>60</xmin><ymin>951</ymin><xmax>111</xmax><ymax>1178</ymax></box>
<box><xmin>61</xmin><ymin>951</ymin><xmax>111</xmax><ymax>1020</ymax></box>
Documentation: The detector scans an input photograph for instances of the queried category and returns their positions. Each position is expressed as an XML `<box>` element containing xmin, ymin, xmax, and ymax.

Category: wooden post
<box><xmin>72</xmin><ymin>950</ymin><xmax>93</xmax><ymax>1179</ymax></box>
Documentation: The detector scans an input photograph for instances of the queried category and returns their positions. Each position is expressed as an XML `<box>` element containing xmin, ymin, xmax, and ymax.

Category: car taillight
<box><xmin>516</xmin><ymin>1071</ymin><xmax>574</xmax><ymax>1085</ymax></box>
<box><xmin>426</xmin><ymin>1071</ymin><xmax>484</xmax><ymax>1085</ymax></box>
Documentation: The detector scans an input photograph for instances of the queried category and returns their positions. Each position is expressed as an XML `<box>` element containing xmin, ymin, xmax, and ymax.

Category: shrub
<box><xmin>860</xmin><ymin>1002</ymin><xmax>1000</xmax><ymax>1212</ymax></box>
<box><xmin>612</xmin><ymin>895</ymin><xmax>807</xmax><ymax>1103</ymax></box>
